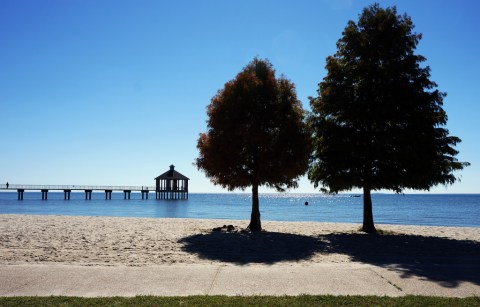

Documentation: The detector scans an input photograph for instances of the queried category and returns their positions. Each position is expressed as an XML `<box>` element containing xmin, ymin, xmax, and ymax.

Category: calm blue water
<box><xmin>0</xmin><ymin>192</ymin><xmax>479</xmax><ymax>227</ymax></box>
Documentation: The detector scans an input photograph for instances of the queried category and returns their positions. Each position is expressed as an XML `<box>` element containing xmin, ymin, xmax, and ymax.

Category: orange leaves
<box><xmin>196</xmin><ymin>57</ymin><xmax>311</xmax><ymax>191</ymax></box>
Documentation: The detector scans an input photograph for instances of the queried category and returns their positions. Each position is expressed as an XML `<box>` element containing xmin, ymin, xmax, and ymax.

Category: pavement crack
<box><xmin>369</xmin><ymin>267</ymin><xmax>405</xmax><ymax>294</ymax></box>
<box><xmin>207</xmin><ymin>266</ymin><xmax>222</xmax><ymax>295</ymax></box>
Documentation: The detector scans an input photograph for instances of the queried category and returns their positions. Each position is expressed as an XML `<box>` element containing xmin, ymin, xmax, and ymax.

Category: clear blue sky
<box><xmin>1</xmin><ymin>0</ymin><xmax>478</xmax><ymax>193</ymax></box>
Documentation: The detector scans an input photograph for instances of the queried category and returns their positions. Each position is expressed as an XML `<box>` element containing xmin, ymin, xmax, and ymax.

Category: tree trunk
<box><xmin>361</xmin><ymin>186</ymin><xmax>376</xmax><ymax>233</ymax></box>
<box><xmin>247</xmin><ymin>184</ymin><xmax>262</xmax><ymax>231</ymax></box>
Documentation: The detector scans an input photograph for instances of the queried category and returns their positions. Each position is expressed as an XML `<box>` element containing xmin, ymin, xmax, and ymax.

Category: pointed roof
<box><xmin>155</xmin><ymin>165</ymin><xmax>189</xmax><ymax>180</ymax></box>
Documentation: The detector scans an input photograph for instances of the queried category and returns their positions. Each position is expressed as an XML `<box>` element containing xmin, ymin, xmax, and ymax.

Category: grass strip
<box><xmin>0</xmin><ymin>295</ymin><xmax>479</xmax><ymax>307</ymax></box>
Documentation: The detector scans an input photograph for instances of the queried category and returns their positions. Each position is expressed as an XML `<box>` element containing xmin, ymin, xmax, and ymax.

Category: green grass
<box><xmin>0</xmin><ymin>295</ymin><xmax>479</xmax><ymax>307</ymax></box>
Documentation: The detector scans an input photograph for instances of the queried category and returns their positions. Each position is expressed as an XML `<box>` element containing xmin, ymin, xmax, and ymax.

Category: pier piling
<box><xmin>105</xmin><ymin>190</ymin><xmax>112</xmax><ymax>200</ymax></box>
<box><xmin>17</xmin><ymin>189</ymin><xmax>24</xmax><ymax>200</ymax></box>
<box><xmin>64</xmin><ymin>190</ymin><xmax>71</xmax><ymax>200</ymax></box>
<box><xmin>85</xmin><ymin>190</ymin><xmax>92</xmax><ymax>200</ymax></box>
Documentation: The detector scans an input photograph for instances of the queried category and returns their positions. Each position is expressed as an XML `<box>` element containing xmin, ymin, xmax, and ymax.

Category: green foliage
<box><xmin>0</xmin><ymin>295</ymin><xmax>478</xmax><ymax>307</ymax></box>
<box><xmin>196</xmin><ymin>57</ymin><xmax>311</xmax><ymax>192</ymax></box>
<box><xmin>308</xmin><ymin>4</ymin><xmax>469</xmax><ymax>233</ymax></box>
<box><xmin>308</xmin><ymin>4</ymin><xmax>469</xmax><ymax>195</ymax></box>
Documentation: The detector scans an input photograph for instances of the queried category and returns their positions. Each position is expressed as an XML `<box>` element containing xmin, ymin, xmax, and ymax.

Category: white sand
<box><xmin>0</xmin><ymin>214</ymin><xmax>478</xmax><ymax>266</ymax></box>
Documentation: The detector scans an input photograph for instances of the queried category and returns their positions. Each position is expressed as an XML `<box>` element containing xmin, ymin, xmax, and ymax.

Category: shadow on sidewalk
<box><xmin>318</xmin><ymin>232</ymin><xmax>480</xmax><ymax>288</ymax></box>
<box><xmin>179</xmin><ymin>230</ymin><xmax>480</xmax><ymax>287</ymax></box>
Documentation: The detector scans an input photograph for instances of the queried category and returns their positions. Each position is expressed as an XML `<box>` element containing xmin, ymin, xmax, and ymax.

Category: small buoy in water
<box><xmin>305</xmin><ymin>201</ymin><xmax>309</xmax><ymax>206</ymax></box>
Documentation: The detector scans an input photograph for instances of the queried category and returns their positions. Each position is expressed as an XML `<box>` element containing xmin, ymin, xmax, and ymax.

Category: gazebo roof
<box><xmin>155</xmin><ymin>165</ymin><xmax>189</xmax><ymax>180</ymax></box>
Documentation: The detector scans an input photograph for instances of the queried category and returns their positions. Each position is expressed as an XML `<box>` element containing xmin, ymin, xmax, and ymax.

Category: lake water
<box><xmin>0</xmin><ymin>192</ymin><xmax>479</xmax><ymax>227</ymax></box>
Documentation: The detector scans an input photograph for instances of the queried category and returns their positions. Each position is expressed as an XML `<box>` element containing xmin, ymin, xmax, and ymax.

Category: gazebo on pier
<box><xmin>155</xmin><ymin>165</ymin><xmax>189</xmax><ymax>200</ymax></box>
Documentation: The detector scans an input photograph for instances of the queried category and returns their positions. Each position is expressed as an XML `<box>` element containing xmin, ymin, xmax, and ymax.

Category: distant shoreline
<box><xmin>1</xmin><ymin>190</ymin><xmax>480</xmax><ymax>195</ymax></box>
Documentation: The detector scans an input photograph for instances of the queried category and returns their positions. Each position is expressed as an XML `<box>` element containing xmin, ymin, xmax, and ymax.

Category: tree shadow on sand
<box><xmin>179</xmin><ymin>229</ymin><xmax>480</xmax><ymax>288</ymax></box>
<box><xmin>321</xmin><ymin>232</ymin><xmax>480</xmax><ymax>288</ymax></box>
<box><xmin>179</xmin><ymin>230</ymin><xmax>321</xmax><ymax>264</ymax></box>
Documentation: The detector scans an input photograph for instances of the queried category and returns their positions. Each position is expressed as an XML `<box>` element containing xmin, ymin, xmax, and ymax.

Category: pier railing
<box><xmin>0</xmin><ymin>184</ymin><xmax>157</xmax><ymax>191</ymax></box>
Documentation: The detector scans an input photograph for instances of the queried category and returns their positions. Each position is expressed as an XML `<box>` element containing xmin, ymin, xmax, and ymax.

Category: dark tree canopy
<box><xmin>308</xmin><ymin>4</ymin><xmax>469</xmax><ymax>233</ymax></box>
<box><xmin>196</xmin><ymin>58</ymin><xmax>311</xmax><ymax>231</ymax></box>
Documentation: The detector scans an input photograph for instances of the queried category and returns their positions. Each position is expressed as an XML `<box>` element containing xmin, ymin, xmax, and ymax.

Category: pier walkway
<box><xmin>0</xmin><ymin>184</ymin><xmax>184</xmax><ymax>200</ymax></box>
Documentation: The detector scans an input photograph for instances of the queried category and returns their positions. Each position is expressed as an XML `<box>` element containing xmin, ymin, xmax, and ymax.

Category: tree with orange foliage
<box><xmin>196</xmin><ymin>58</ymin><xmax>311</xmax><ymax>231</ymax></box>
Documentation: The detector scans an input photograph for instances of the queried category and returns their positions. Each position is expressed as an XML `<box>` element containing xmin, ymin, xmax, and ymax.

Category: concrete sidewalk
<box><xmin>0</xmin><ymin>263</ymin><xmax>478</xmax><ymax>297</ymax></box>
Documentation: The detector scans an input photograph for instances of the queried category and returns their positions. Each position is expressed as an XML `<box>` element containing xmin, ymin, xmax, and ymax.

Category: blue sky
<box><xmin>1</xmin><ymin>0</ymin><xmax>478</xmax><ymax>193</ymax></box>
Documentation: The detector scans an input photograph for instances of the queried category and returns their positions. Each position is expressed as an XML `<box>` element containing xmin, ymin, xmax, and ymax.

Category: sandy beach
<box><xmin>1</xmin><ymin>214</ymin><xmax>479</xmax><ymax>297</ymax></box>
<box><xmin>1</xmin><ymin>214</ymin><xmax>479</xmax><ymax>267</ymax></box>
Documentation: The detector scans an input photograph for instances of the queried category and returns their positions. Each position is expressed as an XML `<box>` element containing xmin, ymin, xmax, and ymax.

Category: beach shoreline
<box><xmin>1</xmin><ymin>214</ymin><xmax>478</xmax><ymax>267</ymax></box>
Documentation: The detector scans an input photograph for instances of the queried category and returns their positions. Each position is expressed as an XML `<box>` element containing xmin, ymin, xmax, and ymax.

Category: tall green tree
<box><xmin>308</xmin><ymin>4</ymin><xmax>469</xmax><ymax>233</ymax></box>
<box><xmin>196</xmin><ymin>58</ymin><xmax>311</xmax><ymax>231</ymax></box>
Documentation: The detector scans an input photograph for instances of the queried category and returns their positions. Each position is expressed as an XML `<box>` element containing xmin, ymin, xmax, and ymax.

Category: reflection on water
<box><xmin>0</xmin><ymin>192</ymin><xmax>479</xmax><ymax>227</ymax></box>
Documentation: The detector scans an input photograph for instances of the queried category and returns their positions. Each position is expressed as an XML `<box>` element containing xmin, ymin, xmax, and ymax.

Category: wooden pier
<box><xmin>155</xmin><ymin>165</ymin><xmax>189</xmax><ymax>200</ymax></box>
<box><xmin>1</xmin><ymin>165</ymin><xmax>190</xmax><ymax>201</ymax></box>
<box><xmin>0</xmin><ymin>184</ymin><xmax>165</xmax><ymax>200</ymax></box>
